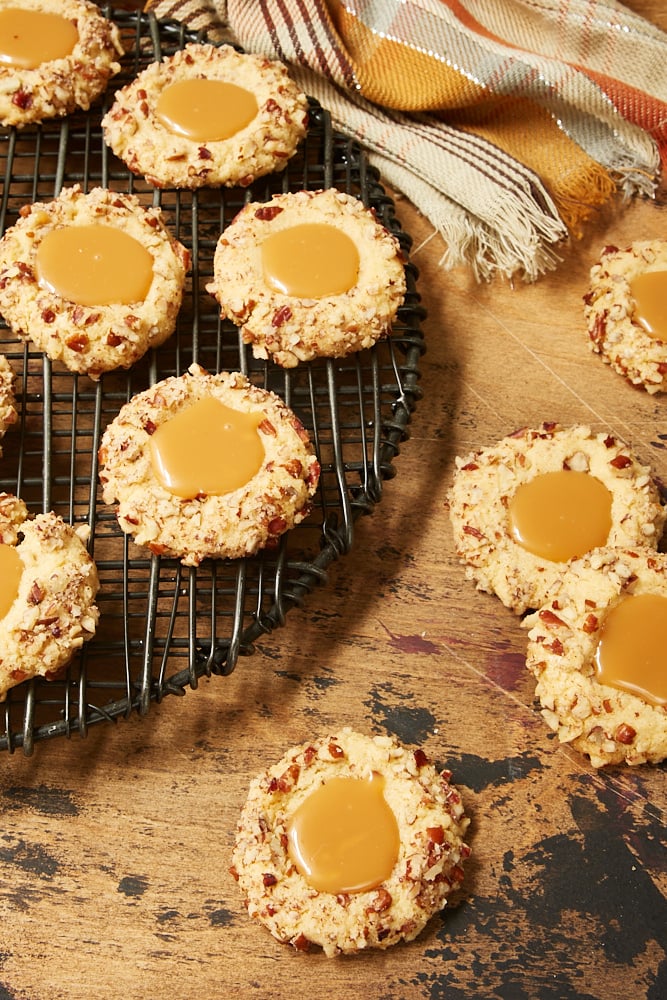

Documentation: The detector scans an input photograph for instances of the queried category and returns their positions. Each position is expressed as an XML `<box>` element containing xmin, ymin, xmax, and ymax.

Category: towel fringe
<box><xmin>369</xmin><ymin>153</ymin><xmax>566</xmax><ymax>283</ymax></box>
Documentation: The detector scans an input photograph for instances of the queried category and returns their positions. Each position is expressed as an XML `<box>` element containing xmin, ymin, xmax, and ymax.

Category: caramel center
<box><xmin>0</xmin><ymin>9</ymin><xmax>78</xmax><ymax>69</ymax></box>
<box><xmin>36</xmin><ymin>225</ymin><xmax>154</xmax><ymax>307</ymax></box>
<box><xmin>630</xmin><ymin>270</ymin><xmax>667</xmax><ymax>341</ymax></box>
<box><xmin>262</xmin><ymin>223</ymin><xmax>360</xmax><ymax>298</ymax></box>
<box><xmin>0</xmin><ymin>543</ymin><xmax>22</xmax><ymax>621</ymax></box>
<box><xmin>594</xmin><ymin>593</ymin><xmax>667</xmax><ymax>707</ymax></box>
<box><xmin>508</xmin><ymin>470</ymin><xmax>612</xmax><ymax>563</ymax></box>
<box><xmin>149</xmin><ymin>396</ymin><xmax>265</xmax><ymax>499</ymax></box>
<box><xmin>286</xmin><ymin>773</ymin><xmax>400</xmax><ymax>895</ymax></box>
<box><xmin>155</xmin><ymin>79</ymin><xmax>259</xmax><ymax>142</ymax></box>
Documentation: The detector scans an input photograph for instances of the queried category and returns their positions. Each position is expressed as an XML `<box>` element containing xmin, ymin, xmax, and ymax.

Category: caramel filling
<box><xmin>149</xmin><ymin>396</ymin><xmax>265</xmax><ymax>499</ymax></box>
<box><xmin>594</xmin><ymin>593</ymin><xmax>667</xmax><ymax>707</ymax></box>
<box><xmin>508</xmin><ymin>470</ymin><xmax>612</xmax><ymax>563</ymax></box>
<box><xmin>286</xmin><ymin>773</ymin><xmax>400</xmax><ymax>895</ymax></box>
<box><xmin>155</xmin><ymin>79</ymin><xmax>259</xmax><ymax>142</ymax></box>
<box><xmin>36</xmin><ymin>225</ymin><xmax>154</xmax><ymax>307</ymax></box>
<box><xmin>0</xmin><ymin>9</ymin><xmax>78</xmax><ymax>69</ymax></box>
<box><xmin>0</xmin><ymin>543</ymin><xmax>22</xmax><ymax>621</ymax></box>
<box><xmin>630</xmin><ymin>270</ymin><xmax>667</xmax><ymax>341</ymax></box>
<box><xmin>262</xmin><ymin>224</ymin><xmax>360</xmax><ymax>298</ymax></box>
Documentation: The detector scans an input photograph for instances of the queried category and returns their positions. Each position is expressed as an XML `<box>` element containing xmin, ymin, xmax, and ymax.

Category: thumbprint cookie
<box><xmin>98</xmin><ymin>363</ymin><xmax>320</xmax><ymax>566</ymax></box>
<box><xmin>0</xmin><ymin>0</ymin><xmax>123</xmax><ymax>128</ymax></box>
<box><xmin>208</xmin><ymin>188</ymin><xmax>406</xmax><ymax>368</ymax></box>
<box><xmin>0</xmin><ymin>355</ymin><xmax>17</xmax><ymax>455</ymax></box>
<box><xmin>102</xmin><ymin>42</ymin><xmax>308</xmax><ymax>190</ymax></box>
<box><xmin>0</xmin><ymin>185</ymin><xmax>189</xmax><ymax>379</ymax></box>
<box><xmin>447</xmin><ymin>422</ymin><xmax>665</xmax><ymax>615</ymax></box>
<box><xmin>230</xmin><ymin>728</ymin><xmax>470</xmax><ymax>956</ymax></box>
<box><xmin>523</xmin><ymin>547</ymin><xmax>667</xmax><ymax>767</ymax></box>
<box><xmin>584</xmin><ymin>240</ymin><xmax>667</xmax><ymax>394</ymax></box>
<box><xmin>0</xmin><ymin>492</ymin><xmax>99</xmax><ymax>700</ymax></box>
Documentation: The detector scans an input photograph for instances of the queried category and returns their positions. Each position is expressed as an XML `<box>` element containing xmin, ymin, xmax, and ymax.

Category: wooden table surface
<box><xmin>1</xmin><ymin>3</ymin><xmax>666</xmax><ymax>998</ymax></box>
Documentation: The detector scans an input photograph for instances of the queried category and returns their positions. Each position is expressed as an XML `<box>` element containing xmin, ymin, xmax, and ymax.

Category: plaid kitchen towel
<box><xmin>146</xmin><ymin>0</ymin><xmax>667</xmax><ymax>281</ymax></box>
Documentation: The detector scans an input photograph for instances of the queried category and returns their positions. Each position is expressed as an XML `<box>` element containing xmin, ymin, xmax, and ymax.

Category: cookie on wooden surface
<box><xmin>0</xmin><ymin>355</ymin><xmax>17</xmax><ymax>455</ymax></box>
<box><xmin>584</xmin><ymin>240</ymin><xmax>667</xmax><ymax>394</ymax></box>
<box><xmin>230</xmin><ymin>728</ymin><xmax>470</xmax><ymax>956</ymax></box>
<box><xmin>0</xmin><ymin>185</ymin><xmax>189</xmax><ymax>379</ymax></box>
<box><xmin>0</xmin><ymin>0</ymin><xmax>123</xmax><ymax>128</ymax></box>
<box><xmin>98</xmin><ymin>363</ymin><xmax>320</xmax><ymax>566</ymax></box>
<box><xmin>208</xmin><ymin>188</ymin><xmax>406</xmax><ymax>368</ymax></box>
<box><xmin>447</xmin><ymin>422</ymin><xmax>665</xmax><ymax>615</ymax></box>
<box><xmin>0</xmin><ymin>492</ymin><xmax>99</xmax><ymax>700</ymax></box>
<box><xmin>102</xmin><ymin>42</ymin><xmax>308</xmax><ymax>189</ymax></box>
<box><xmin>523</xmin><ymin>547</ymin><xmax>667</xmax><ymax>767</ymax></box>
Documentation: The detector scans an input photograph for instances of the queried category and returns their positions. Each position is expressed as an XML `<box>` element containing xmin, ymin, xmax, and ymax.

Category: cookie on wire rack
<box><xmin>208</xmin><ymin>188</ymin><xmax>407</xmax><ymax>368</ymax></box>
<box><xmin>102</xmin><ymin>42</ymin><xmax>308</xmax><ymax>190</ymax></box>
<box><xmin>523</xmin><ymin>547</ymin><xmax>667</xmax><ymax>767</ymax></box>
<box><xmin>584</xmin><ymin>240</ymin><xmax>667</xmax><ymax>394</ymax></box>
<box><xmin>231</xmin><ymin>728</ymin><xmax>470</xmax><ymax>956</ymax></box>
<box><xmin>447</xmin><ymin>422</ymin><xmax>665</xmax><ymax>615</ymax></box>
<box><xmin>0</xmin><ymin>0</ymin><xmax>123</xmax><ymax>128</ymax></box>
<box><xmin>0</xmin><ymin>355</ymin><xmax>17</xmax><ymax>456</ymax></box>
<box><xmin>0</xmin><ymin>185</ymin><xmax>190</xmax><ymax>380</ymax></box>
<box><xmin>0</xmin><ymin>492</ymin><xmax>99</xmax><ymax>701</ymax></box>
<box><xmin>98</xmin><ymin>364</ymin><xmax>321</xmax><ymax>567</ymax></box>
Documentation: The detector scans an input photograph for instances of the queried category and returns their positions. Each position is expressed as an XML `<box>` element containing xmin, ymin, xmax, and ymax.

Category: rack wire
<box><xmin>0</xmin><ymin>8</ymin><xmax>426</xmax><ymax>755</ymax></box>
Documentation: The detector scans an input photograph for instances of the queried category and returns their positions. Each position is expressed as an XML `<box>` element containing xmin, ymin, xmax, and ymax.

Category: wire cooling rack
<box><xmin>0</xmin><ymin>8</ymin><xmax>425</xmax><ymax>755</ymax></box>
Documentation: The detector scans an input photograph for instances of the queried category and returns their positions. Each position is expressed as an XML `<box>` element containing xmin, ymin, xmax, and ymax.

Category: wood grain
<box><xmin>0</xmin><ymin>3</ymin><xmax>665</xmax><ymax>998</ymax></box>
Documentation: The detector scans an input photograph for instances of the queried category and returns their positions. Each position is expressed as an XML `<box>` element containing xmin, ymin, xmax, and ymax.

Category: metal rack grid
<box><xmin>0</xmin><ymin>8</ymin><xmax>426</xmax><ymax>755</ymax></box>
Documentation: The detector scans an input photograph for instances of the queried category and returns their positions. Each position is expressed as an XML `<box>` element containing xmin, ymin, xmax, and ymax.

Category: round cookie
<box><xmin>0</xmin><ymin>185</ymin><xmax>190</xmax><ymax>380</ymax></box>
<box><xmin>0</xmin><ymin>355</ymin><xmax>17</xmax><ymax>455</ymax></box>
<box><xmin>98</xmin><ymin>363</ymin><xmax>321</xmax><ymax>566</ymax></box>
<box><xmin>0</xmin><ymin>492</ymin><xmax>99</xmax><ymax>701</ymax></box>
<box><xmin>230</xmin><ymin>728</ymin><xmax>470</xmax><ymax>956</ymax></box>
<box><xmin>0</xmin><ymin>0</ymin><xmax>123</xmax><ymax>128</ymax></box>
<box><xmin>584</xmin><ymin>240</ymin><xmax>667</xmax><ymax>394</ymax></box>
<box><xmin>523</xmin><ymin>547</ymin><xmax>667</xmax><ymax>767</ymax></box>
<box><xmin>207</xmin><ymin>188</ymin><xmax>407</xmax><ymax>368</ymax></box>
<box><xmin>102</xmin><ymin>42</ymin><xmax>308</xmax><ymax>190</ymax></box>
<box><xmin>447</xmin><ymin>422</ymin><xmax>666</xmax><ymax>615</ymax></box>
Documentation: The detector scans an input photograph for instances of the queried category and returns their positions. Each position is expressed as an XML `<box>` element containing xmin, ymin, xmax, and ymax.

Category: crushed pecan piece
<box><xmin>292</xmin><ymin>934</ymin><xmax>310</xmax><ymax>952</ymax></box>
<box><xmin>539</xmin><ymin>609</ymin><xmax>565</xmax><ymax>627</ymax></box>
<box><xmin>614</xmin><ymin>723</ymin><xmax>637</xmax><ymax>745</ymax></box>
<box><xmin>366</xmin><ymin>888</ymin><xmax>392</xmax><ymax>914</ymax></box>
<box><xmin>255</xmin><ymin>205</ymin><xmax>284</xmax><ymax>221</ymax></box>
<box><xmin>272</xmin><ymin>305</ymin><xmax>292</xmax><ymax>327</ymax></box>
